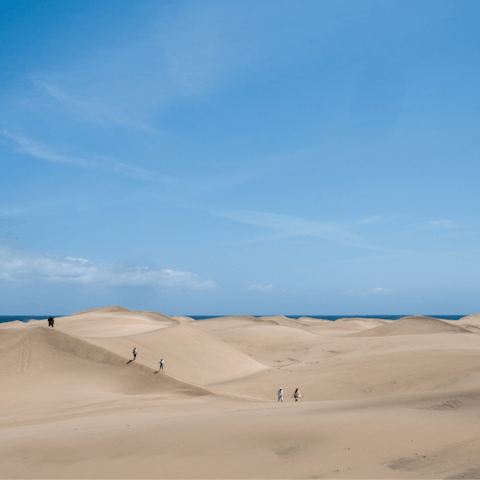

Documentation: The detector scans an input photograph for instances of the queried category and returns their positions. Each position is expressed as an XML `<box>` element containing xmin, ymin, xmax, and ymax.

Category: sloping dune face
<box><xmin>458</xmin><ymin>313</ymin><xmax>480</xmax><ymax>324</ymax></box>
<box><xmin>51</xmin><ymin>308</ymin><xmax>266</xmax><ymax>386</ymax></box>
<box><xmin>351</xmin><ymin>315</ymin><xmax>470</xmax><ymax>337</ymax></box>
<box><xmin>0</xmin><ymin>326</ymin><xmax>208</xmax><ymax>404</ymax></box>
<box><xmin>3</xmin><ymin>309</ymin><xmax>480</xmax><ymax>479</ymax></box>
<box><xmin>84</xmin><ymin>323</ymin><xmax>267</xmax><ymax>385</ymax></box>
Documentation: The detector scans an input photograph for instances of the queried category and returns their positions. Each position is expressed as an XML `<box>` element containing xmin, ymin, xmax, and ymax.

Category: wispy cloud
<box><xmin>31</xmin><ymin>76</ymin><xmax>156</xmax><ymax>132</ymax></box>
<box><xmin>428</xmin><ymin>219</ymin><xmax>456</xmax><ymax>229</ymax></box>
<box><xmin>0</xmin><ymin>130</ymin><xmax>177</xmax><ymax>185</ymax></box>
<box><xmin>0</xmin><ymin>242</ymin><xmax>215</xmax><ymax>290</ymax></box>
<box><xmin>347</xmin><ymin>287</ymin><xmax>392</xmax><ymax>296</ymax></box>
<box><xmin>0</xmin><ymin>129</ymin><xmax>95</xmax><ymax>168</ymax></box>
<box><xmin>369</xmin><ymin>287</ymin><xmax>391</xmax><ymax>294</ymax></box>
<box><xmin>247</xmin><ymin>283</ymin><xmax>275</xmax><ymax>292</ymax></box>
<box><xmin>1</xmin><ymin>130</ymin><xmax>270</xmax><ymax>192</ymax></box>
<box><xmin>0</xmin><ymin>205</ymin><xmax>24</xmax><ymax>218</ymax></box>
<box><xmin>210</xmin><ymin>208</ymin><xmax>377</xmax><ymax>249</ymax></box>
<box><xmin>358</xmin><ymin>216</ymin><xmax>382</xmax><ymax>225</ymax></box>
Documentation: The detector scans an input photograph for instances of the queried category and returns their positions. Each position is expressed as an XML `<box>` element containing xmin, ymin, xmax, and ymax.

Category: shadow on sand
<box><xmin>126</xmin><ymin>359</ymin><xmax>134</xmax><ymax>365</ymax></box>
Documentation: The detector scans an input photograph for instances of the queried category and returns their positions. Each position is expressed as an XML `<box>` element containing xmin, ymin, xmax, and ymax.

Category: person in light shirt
<box><xmin>277</xmin><ymin>388</ymin><xmax>283</xmax><ymax>402</ymax></box>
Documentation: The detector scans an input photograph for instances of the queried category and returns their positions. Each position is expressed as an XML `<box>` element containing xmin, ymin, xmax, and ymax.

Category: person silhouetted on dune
<box><xmin>48</xmin><ymin>317</ymin><xmax>54</xmax><ymax>328</ymax></box>
<box><xmin>159</xmin><ymin>359</ymin><xmax>164</xmax><ymax>372</ymax></box>
<box><xmin>132</xmin><ymin>347</ymin><xmax>137</xmax><ymax>361</ymax></box>
<box><xmin>292</xmin><ymin>388</ymin><xmax>302</xmax><ymax>402</ymax></box>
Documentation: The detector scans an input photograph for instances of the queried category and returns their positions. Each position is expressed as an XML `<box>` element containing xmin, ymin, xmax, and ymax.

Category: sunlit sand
<box><xmin>2</xmin><ymin>306</ymin><xmax>480</xmax><ymax>478</ymax></box>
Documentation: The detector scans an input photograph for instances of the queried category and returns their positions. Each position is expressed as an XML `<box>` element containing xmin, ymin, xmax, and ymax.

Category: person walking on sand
<box><xmin>277</xmin><ymin>388</ymin><xmax>284</xmax><ymax>402</ymax></box>
<box><xmin>292</xmin><ymin>388</ymin><xmax>302</xmax><ymax>402</ymax></box>
<box><xmin>132</xmin><ymin>347</ymin><xmax>137</xmax><ymax>361</ymax></box>
<box><xmin>48</xmin><ymin>316</ymin><xmax>54</xmax><ymax>328</ymax></box>
<box><xmin>159</xmin><ymin>359</ymin><xmax>164</xmax><ymax>372</ymax></box>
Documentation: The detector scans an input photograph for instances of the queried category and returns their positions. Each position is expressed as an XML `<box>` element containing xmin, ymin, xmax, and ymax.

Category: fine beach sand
<box><xmin>2</xmin><ymin>307</ymin><xmax>480</xmax><ymax>479</ymax></box>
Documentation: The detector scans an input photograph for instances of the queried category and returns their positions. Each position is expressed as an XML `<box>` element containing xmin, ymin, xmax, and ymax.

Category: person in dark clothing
<box><xmin>159</xmin><ymin>359</ymin><xmax>164</xmax><ymax>372</ymax></box>
<box><xmin>48</xmin><ymin>317</ymin><xmax>54</xmax><ymax>328</ymax></box>
<box><xmin>133</xmin><ymin>347</ymin><xmax>137</xmax><ymax>361</ymax></box>
<box><xmin>292</xmin><ymin>388</ymin><xmax>302</xmax><ymax>402</ymax></box>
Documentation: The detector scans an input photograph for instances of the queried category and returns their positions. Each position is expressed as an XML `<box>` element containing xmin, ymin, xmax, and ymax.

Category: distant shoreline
<box><xmin>0</xmin><ymin>314</ymin><xmax>467</xmax><ymax>324</ymax></box>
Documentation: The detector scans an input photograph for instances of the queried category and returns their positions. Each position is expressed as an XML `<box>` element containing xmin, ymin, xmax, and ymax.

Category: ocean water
<box><xmin>0</xmin><ymin>314</ymin><xmax>467</xmax><ymax>325</ymax></box>
<box><xmin>190</xmin><ymin>315</ymin><xmax>466</xmax><ymax>321</ymax></box>
<box><xmin>0</xmin><ymin>315</ymin><xmax>59</xmax><ymax>324</ymax></box>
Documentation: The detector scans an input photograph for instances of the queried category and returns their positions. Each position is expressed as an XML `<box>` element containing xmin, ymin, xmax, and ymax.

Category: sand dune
<box><xmin>2</xmin><ymin>307</ymin><xmax>480</xmax><ymax>479</ymax></box>
<box><xmin>170</xmin><ymin>315</ymin><xmax>196</xmax><ymax>322</ymax></box>
<box><xmin>0</xmin><ymin>325</ymin><xmax>208</xmax><ymax>402</ymax></box>
<box><xmin>81</xmin><ymin>323</ymin><xmax>266</xmax><ymax>386</ymax></box>
<box><xmin>352</xmin><ymin>315</ymin><xmax>470</xmax><ymax>337</ymax></box>
<box><xmin>53</xmin><ymin>306</ymin><xmax>177</xmax><ymax>337</ymax></box>
<box><xmin>459</xmin><ymin>313</ymin><xmax>480</xmax><ymax>324</ymax></box>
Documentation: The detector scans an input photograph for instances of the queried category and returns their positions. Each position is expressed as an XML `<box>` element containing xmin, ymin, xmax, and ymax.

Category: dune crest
<box><xmin>52</xmin><ymin>307</ymin><xmax>178</xmax><ymax>337</ymax></box>
<box><xmin>71</xmin><ymin>305</ymin><xmax>131</xmax><ymax>315</ymax></box>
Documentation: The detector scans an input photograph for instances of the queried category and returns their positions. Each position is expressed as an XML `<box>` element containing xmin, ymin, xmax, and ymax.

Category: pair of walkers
<box><xmin>277</xmin><ymin>388</ymin><xmax>302</xmax><ymax>402</ymax></box>
<box><xmin>131</xmin><ymin>348</ymin><xmax>164</xmax><ymax>372</ymax></box>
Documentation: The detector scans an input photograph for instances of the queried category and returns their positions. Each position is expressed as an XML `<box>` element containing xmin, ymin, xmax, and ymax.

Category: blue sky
<box><xmin>1</xmin><ymin>0</ymin><xmax>480</xmax><ymax>315</ymax></box>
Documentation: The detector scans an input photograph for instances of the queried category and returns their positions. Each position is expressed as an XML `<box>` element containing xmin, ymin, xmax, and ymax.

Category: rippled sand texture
<box><xmin>2</xmin><ymin>307</ymin><xmax>480</xmax><ymax>479</ymax></box>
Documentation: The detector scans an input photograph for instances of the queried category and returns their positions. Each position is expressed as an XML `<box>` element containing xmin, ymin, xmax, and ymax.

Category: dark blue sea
<box><xmin>0</xmin><ymin>315</ymin><xmax>60</xmax><ymax>324</ymax></box>
<box><xmin>0</xmin><ymin>314</ymin><xmax>467</xmax><ymax>324</ymax></box>
<box><xmin>190</xmin><ymin>315</ymin><xmax>466</xmax><ymax>321</ymax></box>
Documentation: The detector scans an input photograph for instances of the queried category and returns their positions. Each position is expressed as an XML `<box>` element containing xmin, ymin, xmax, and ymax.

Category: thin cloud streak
<box><xmin>0</xmin><ymin>242</ymin><xmax>215</xmax><ymax>290</ymax></box>
<box><xmin>0</xmin><ymin>130</ymin><xmax>270</xmax><ymax>192</ymax></box>
<box><xmin>31</xmin><ymin>76</ymin><xmax>157</xmax><ymax>133</ymax></box>
<box><xmin>247</xmin><ymin>284</ymin><xmax>275</xmax><ymax>292</ymax></box>
<box><xmin>210</xmin><ymin>208</ymin><xmax>378</xmax><ymax>249</ymax></box>
<box><xmin>0</xmin><ymin>130</ymin><xmax>95</xmax><ymax>168</ymax></box>
<box><xmin>358</xmin><ymin>216</ymin><xmax>383</xmax><ymax>225</ymax></box>
<box><xmin>0</xmin><ymin>130</ymin><xmax>177</xmax><ymax>185</ymax></box>
<box><xmin>347</xmin><ymin>287</ymin><xmax>392</xmax><ymax>296</ymax></box>
<box><xmin>428</xmin><ymin>220</ymin><xmax>456</xmax><ymax>229</ymax></box>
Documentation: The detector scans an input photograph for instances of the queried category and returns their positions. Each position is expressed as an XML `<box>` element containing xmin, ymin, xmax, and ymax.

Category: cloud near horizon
<box><xmin>0</xmin><ymin>243</ymin><xmax>215</xmax><ymax>290</ymax></box>
<box><xmin>247</xmin><ymin>283</ymin><xmax>275</xmax><ymax>292</ymax></box>
<box><xmin>347</xmin><ymin>287</ymin><xmax>392</xmax><ymax>296</ymax></box>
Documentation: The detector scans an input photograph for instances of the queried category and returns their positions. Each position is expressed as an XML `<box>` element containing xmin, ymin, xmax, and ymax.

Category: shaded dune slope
<box><xmin>0</xmin><ymin>326</ymin><xmax>209</xmax><ymax>402</ymax></box>
<box><xmin>84</xmin><ymin>323</ymin><xmax>267</xmax><ymax>386</ymax></box>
